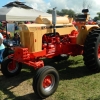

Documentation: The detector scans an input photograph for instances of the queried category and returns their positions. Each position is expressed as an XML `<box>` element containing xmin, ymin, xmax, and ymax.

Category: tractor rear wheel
<box><xmin>33</xmin><ymin>66</ymin><xmax>59</xmax><ymax>99</ymax></box>
<box><xmin>1</xmin><ymin>59</ymin><xmax>22</xmax><ymax>77</ymax></box>
<box><xmin>83</xmin><ymin>28</ymin><xmax>100</xmax><ymax>72</ymax></box>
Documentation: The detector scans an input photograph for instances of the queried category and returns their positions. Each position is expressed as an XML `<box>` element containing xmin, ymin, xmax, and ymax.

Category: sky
<box><xmin>1</xmin><ymin>0</ymin><xmax>100</xmax><ymax>18</ymax></box>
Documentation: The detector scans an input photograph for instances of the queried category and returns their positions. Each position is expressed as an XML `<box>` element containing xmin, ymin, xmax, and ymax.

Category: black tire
<box><xmin>83</xmin><ymin>28</ymin><xmax>100</xmax><ymax>72</ymax></box>
<box><xmin>33</xmin><ymin>66</ymin><xmax>59</xmax><ymax>99</ymax></box>
<box><xmin>1</xmin><ymin>59</ymin><xmax>22</xmax><ymax>77</ymax></box>
<box><xmin>53</xmin><ymin>54</ymin><xmax>69</xmax><ymax>61</ymax></box>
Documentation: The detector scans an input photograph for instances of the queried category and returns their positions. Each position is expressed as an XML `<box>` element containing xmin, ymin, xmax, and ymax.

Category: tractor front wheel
<box><xmin>83</xmin><ymin>28</ymin><xmax>100</xmax><ymax>72</ymax></box>
<box><xmin>33</xmin><ymin>66</ymin><xmax>59</xmax><ymax>99</ymax></box>
<box><xmin>1</xmin><ymin>59</ymin><xmax>22</xmax><ymax>77</ymax></box>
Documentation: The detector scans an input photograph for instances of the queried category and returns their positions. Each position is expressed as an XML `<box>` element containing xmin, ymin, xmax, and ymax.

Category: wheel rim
<box><xmin>42</xmin><ymin>74</ymin><xmax>55</xmax><ymax>92</ymax></box>
<box><xmin>98</xmin><ymin>45</ymin><xmax>100</xmax><ymax>59</ymax></box>
<box><xmin>7</xmin><ymin>61</ymin><xmax>18</xmax><ymax>73</ymax></box>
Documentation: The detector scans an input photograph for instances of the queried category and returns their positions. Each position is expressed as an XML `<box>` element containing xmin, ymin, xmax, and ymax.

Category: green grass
<box><xmin>0</xmin><ymin>55</ymin><xmax>100</xmax><ymax>100</ymax></box>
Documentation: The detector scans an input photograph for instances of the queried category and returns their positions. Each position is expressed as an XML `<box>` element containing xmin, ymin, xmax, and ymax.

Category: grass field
<box><xmin>0</xmin><ymin>55</ymin><xmax>100</xmax><ymax>100</ymax></box>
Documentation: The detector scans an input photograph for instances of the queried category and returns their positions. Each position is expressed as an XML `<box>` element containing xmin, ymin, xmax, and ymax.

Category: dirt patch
<box><xmin>0</xmin><ymin>68</ymin><xmax>54</xmax><ymax>100</ymax></box>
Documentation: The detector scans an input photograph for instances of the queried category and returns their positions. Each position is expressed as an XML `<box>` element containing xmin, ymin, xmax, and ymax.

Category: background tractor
<box><xmin>1</xmin><ymin>8</ymin><xmax>100</xmax><ymax>99</ymax></box>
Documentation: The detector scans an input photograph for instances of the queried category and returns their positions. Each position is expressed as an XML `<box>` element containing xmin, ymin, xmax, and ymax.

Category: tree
<box><xmin>47</xmin><ymin>9</ymin><xmax>76</xmax><ymax>17</ymax></box>
<box><xmin>93</xmin><ymin>12</ymin><xmax>100</xmax><ymax>21</ymax></box>
<box><xmin>47</xmin><ymin>9</ymin><xmax>52</xmax><ymax>14</ymax></box>
<box><xmin>93</xmin><ymin>17</ymin><xmax>100</xmax><ymax>21</ymax></box>
<box><xmin>97</xmin><ymin>12</ymin><xmax>100</xmax><ymax>18</ymax></box>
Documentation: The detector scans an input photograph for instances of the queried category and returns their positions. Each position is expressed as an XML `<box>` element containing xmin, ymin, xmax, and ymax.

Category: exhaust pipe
<box><xmin>52</xmin><ymin>7</ymin><xmax>57</xmax><ymax>35</ymax></box>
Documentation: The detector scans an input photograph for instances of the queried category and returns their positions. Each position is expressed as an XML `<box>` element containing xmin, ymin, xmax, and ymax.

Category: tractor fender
<box><xmin>76</xmin><ymin>25</ymin><xmax>99</xmax><ymax>45</ymax></box>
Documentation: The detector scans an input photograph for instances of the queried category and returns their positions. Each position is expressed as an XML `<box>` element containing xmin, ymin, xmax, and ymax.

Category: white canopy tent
<box><xmin>0</xmin><ymin>7</ymin><xmax>51</xmax><ymax>21</ymax></box>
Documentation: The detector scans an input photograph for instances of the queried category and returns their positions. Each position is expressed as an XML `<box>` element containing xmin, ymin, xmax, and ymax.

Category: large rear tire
<box><xmin>83</xmin><ymin>28</ymin><xmax>100</xmax><ymax>72</ymax></box>
<box><xmin>33</xmin><ymin>66</ymin><xmax>59</xmax><ymax>99</ymax></box>
<box><xmin>1</xmin><ymin>59</ymin><xmax>22</xmax><ymax>77</ymax></box>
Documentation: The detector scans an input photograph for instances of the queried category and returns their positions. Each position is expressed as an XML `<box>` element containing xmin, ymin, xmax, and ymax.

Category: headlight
<box><xmin>8</xmin><ymin>41</ymin><xmax>13</xmax><ymax>46</ymax></box>
<box><xmin>9</xmin><ymin>43</ymin><xmax>13</xmax><ymax>46</ymax></box>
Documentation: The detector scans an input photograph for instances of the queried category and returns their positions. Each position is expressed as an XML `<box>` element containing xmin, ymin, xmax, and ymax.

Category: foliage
<box><xmin>47</xmin><ymin>9</ymin><xmax>76</xmax><ymax>17</ymax></box>
<box><xmin>93</xmin><ymin>12</ymin><xmax>100</xmax><ymax>21</ymax></box>
<box><xmin>47</xmin><ymin>7</ymin><xmax>100</xmax><ymax>21</ymax></box>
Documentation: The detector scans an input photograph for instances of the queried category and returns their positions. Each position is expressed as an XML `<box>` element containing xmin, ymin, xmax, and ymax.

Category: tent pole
<box><xmin>5</xmin><ymin>21</ymin><xmax>9</xmax><ymax>40</ymax></box>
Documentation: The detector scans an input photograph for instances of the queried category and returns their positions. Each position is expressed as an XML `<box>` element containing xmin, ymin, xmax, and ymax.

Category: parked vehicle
<box><xmin>1</xmin><ymin>8</ymin><xmax>100</xmax><ymax>99</ymax></box>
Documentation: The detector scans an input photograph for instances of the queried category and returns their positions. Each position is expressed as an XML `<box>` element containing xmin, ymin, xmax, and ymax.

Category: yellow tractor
<box><xmin>1</xmin><ymin>8</ymin><xmax>100</xmax><ymax>99</ymax></box>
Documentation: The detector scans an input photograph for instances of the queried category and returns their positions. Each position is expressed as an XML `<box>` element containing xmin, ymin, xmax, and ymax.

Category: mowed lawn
<box><xmin>0</xmin><ymin>55</ymin><xmax>100</xmax><ymax>100</ymax></box>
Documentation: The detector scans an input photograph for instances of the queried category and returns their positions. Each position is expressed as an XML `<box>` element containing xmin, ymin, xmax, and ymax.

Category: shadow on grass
<box><xmin>0</xmin><ymin>56</ymin><xmax>97</xmax><ymax>100</ymax></box>
<box><xmin>44</xmin><ymin>56</ymin><xmax>94</xmax><ymax>80</ymax></box>
<box><xmin>3</xmin><ymin>92</ymin><xmax>43</xmax><ymax>100</ymax></box>
<box><xmin>0</xmin><ymin>65</ymin><xmax>44</xmax><ymax>100</ymax></box>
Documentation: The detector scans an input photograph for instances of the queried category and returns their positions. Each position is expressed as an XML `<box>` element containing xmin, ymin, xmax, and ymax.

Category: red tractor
<box><xmin>1</xmin><ymin>8</ymin><xmax>100</xmax><ymax>99</ymax></box>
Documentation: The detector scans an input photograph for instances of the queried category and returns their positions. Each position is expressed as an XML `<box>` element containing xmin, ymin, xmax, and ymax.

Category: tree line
<box><xmin>47</xmin><ymin>9</ymin><xmax>100</xmax><ymax>21</ymax></box>
<box><xmin>47</xmin><ymin>9</ymin><xmax>76</xmax><ymax>17</ymax></box>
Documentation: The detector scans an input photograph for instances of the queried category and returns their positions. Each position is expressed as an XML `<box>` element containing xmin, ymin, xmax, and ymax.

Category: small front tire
<box><xmin>1</xmin><ymin>59</ymin><xmax>22</xmax><ymax>77</ymax></box>
<box><xmin>33</xmin><ymin>66</ymin><xmax>59</xmax><ymax>99</ymax></box>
